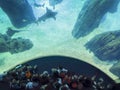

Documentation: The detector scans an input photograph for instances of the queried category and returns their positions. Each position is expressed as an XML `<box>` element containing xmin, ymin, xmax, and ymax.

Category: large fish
<box><xmin>37</xmin><ymin>8</ymin><xmax>58</xmax><ymax>22</ymax></box>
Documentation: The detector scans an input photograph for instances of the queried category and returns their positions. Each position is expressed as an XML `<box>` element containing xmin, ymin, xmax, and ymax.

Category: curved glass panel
<box><xmin>0</xmin><ymin>0</ymin><xmax>120</xmax><ymax>82</ymax></box>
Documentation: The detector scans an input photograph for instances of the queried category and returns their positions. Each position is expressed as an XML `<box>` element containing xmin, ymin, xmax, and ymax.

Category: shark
<box><xmin>37</xmin><ymin>8</ymin><xmax>58</xmax><ymax>22</ymax></box>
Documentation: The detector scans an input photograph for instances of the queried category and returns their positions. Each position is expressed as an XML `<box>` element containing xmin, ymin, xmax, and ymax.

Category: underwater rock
<box><xmin>0</xmin><ymin>29</ymin><xmax>33</xmax><ymax>54</ymax></box>
<box><xmin>110</xmin><ymin>61</ymin><xmax>120</xmax><ymax>77</ymax></box>
<box><xmin>8</xmin><ymin>38</ymin><xmax>33</xmax><ymax>54</ymax></box>
<box><xmin>0</xmin><ymin>34</ymin><xmax>10</xmax><ymax>53</ymax></box>
<box><xmin>72</xmin><ymin>0</ymin><xmax>120</xmax><ymax>38</ymax></box>
<box><xmin>85</xmin><ymin>30</ymin><xmax>120</xmax><ymax>61</ymax></box>
<box><xmin>0</xmin><ymin>0</ymin><xmax>36</xmax><ymax>28</ymax></box>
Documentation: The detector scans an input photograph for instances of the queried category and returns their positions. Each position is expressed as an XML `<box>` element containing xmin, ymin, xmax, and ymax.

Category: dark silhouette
<box><xmin>37</xmin><ymin>8</ymin><xmax>58</xmax><ymax>22</ymax></box>
<box><xmin>72</xmin><ymin>0</ymin><xmax>120</xmax><ymax>38</ymax></box>
<box><xmin>0</xmin><ymin>0</ymin><xmax>36</xmax><ymax>28</ymax></box>
<box><xmin>34</xmin><ymin>3</ymin><xmax>45</xmax><ymax>8</ymax></box>
<box><xmin>0</xmin><ymin>28</ymin><xmax>33</xmax><ymax>54</ymax></box>
<box><xmin>6</xmin><ymin>28</ymin><xmax>23</xmax><ymax>37</ymax></box>
<box><xmin>0</xmin><ymin>56</ymin><xmax>115</xmax><ymax>90</ymax></box>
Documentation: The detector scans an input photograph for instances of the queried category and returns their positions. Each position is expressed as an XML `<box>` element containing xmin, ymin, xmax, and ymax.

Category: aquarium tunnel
<box><xmin>0</xmin><ymin>0</ymin><xmax>120</xmax><ymax>90</ymax></box>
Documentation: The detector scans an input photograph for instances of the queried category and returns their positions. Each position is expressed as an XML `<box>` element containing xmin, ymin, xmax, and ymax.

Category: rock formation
<box><xmin>0</xmin><ymin>31</ymin><xmax>33</xmax><ymax>54</ymax></box>
<box><xmin>85</xmin><ymin>30</ymin><xmax>120</xmax><ymax>61</ymax></box>
<box><xmin>72</xmin><ymin>0</ymin><xmax>120</xmax><ymax>38</ymax></box>
<box><xmin>0</xmin><ymin>0</ymin><xmax>36</xmax><ymax>28</ymax></box>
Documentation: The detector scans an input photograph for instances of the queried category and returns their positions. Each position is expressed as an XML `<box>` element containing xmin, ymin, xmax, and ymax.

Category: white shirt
<box><xmin>26</xmin><ymin>82</ymin><xmax>34</xmax><ymax>89</ymax></box>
